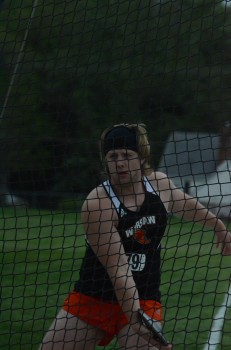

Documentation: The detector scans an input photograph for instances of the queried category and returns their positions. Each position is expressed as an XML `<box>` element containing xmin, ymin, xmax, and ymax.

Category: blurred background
<box><xmin>0</xmin><ymin>0</ymin><xmax>230</xmax><ymax>213</ymax></box>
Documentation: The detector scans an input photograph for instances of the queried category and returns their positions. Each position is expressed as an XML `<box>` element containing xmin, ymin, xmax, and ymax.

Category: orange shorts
<box><xmin>62</xmin><ymin>291</ymin><xmax>162</xmax><ymax>346</ymax></box>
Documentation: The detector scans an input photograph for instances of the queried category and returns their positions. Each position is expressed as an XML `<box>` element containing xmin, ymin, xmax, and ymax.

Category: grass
<box><xmin>0</xmin><ymin>207</ymin><xmax>230</xmax><ymax>349</ymax></box>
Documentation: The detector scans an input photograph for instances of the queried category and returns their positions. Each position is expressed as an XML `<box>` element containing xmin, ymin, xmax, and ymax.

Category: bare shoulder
<box><xmin>146</xmin><ymin>172</ymin><xmax>175</xmax><ymax>211</ymax></box>
<box><xmin>147</xmin><ymin>171</ymin><xmax>173</xmax><ymax>191</ymax></box>
<box><xmin>81</xmin><ymin>184</ymin><xmax>118</xmax><ymax>226</ymax></box>
<box><xmin>82</xmin><ymin>184</ymin><xmax>112</xmax><ymax>211</ymax></box>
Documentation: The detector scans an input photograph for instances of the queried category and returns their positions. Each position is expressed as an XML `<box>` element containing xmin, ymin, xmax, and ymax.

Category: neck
<box><xmin>111</xmin><ymin>178</ymin><xmax>144</xmax><ymax>197</ymax></box>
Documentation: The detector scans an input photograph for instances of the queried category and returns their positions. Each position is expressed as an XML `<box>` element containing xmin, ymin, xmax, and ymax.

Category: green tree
<box><xmin>0</xmin><ymin>0</ymin><xmax>231</xmax><ymax>199</ymax></box>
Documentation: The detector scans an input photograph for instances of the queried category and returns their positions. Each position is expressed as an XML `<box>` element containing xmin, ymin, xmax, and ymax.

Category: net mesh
<box><xmin>0</xmin><ymin>1</ymin><xmax>230</xmax><ymax>349</ymax></box>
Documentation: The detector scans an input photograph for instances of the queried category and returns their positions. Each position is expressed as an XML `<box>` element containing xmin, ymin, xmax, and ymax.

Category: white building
<box><xmin>158</xmin><ymin>127</ymin><xmax>231</xmax><ymax>219</ymax></box>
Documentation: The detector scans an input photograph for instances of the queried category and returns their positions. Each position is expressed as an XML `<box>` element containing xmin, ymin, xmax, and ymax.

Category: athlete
<box><xmin>40</xmin><ymin>123</ymin><xmax>231</xmax><ymax>350</ymax></box>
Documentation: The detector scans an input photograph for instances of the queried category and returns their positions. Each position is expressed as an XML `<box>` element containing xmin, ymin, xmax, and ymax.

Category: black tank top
<box><xmin>75</xmin><ymin>177</ymin><xmax>168</xmax><ymax>302</ymax></box>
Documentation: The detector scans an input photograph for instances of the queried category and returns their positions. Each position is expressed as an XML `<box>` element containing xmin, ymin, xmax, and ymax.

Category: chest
<box><xmin>119</xmin><ymin>193</ymin><xmax>145</xmax><ymax>212</ymax></box>
<box><xmin>117</xmin><ymin>193</ymin><xmax>168</xmax><ymax>246</ymax></box>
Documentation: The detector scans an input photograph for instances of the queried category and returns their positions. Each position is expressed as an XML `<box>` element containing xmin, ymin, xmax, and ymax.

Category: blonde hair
<box><xmin>100</xmin><ymin>123</ymin><xmax>153</xmax><ymax>176</ymax></box>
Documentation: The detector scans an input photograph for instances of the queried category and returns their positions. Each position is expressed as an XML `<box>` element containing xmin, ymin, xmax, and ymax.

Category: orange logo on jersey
<box><xmin>133</xmin><ymin>229</ymin><xmax>151</xmax><ymax>245</ymax></box>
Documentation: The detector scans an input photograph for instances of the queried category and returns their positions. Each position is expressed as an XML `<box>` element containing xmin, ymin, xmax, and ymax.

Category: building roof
<box><xmin>158</xmin><ymin>130</ymin><xmax>231</xmax><ymax>218</ymax></box>
<box><xmin>158</xmin><ymin>131</ymin><xmax>220</xmax><ymax>189</ymax></box>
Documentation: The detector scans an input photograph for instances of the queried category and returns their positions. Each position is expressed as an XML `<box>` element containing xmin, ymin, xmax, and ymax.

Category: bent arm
<box><xmin>169</xmin><ymin>181</ymin><xmax>231</xmax><ymax>255</ymax></box>
<box><xmin>152</xmin><ymin>172</ymin><xmax>222</xmax><ymax>228</ymax></box>
<box><xmin>151</xmin><ymin>172</ymin><xmax>231</xmax><ymax>255</ymax></box>
<box><xmin>170</xmin><ymin>186</ymin><xmax>222</xmax><ymax>228</ymax></box>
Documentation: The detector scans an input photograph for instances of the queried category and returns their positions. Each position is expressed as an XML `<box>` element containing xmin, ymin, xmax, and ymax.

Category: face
<box><xmin>105</xmin><ymin>149</ymin><xmax>142</xmax><ymax>185</ymax></box>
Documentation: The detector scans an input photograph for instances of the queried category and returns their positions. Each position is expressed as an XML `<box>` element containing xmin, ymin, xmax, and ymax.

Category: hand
<box><xmin>215</xmin><ymin>229</ymin><xmax>231</xmax><ymax>255</ymax></box>
<box><xmin>130</xmin><ymin>311</ymin><xmax>173</xmax><ymax>350</ymax></box>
